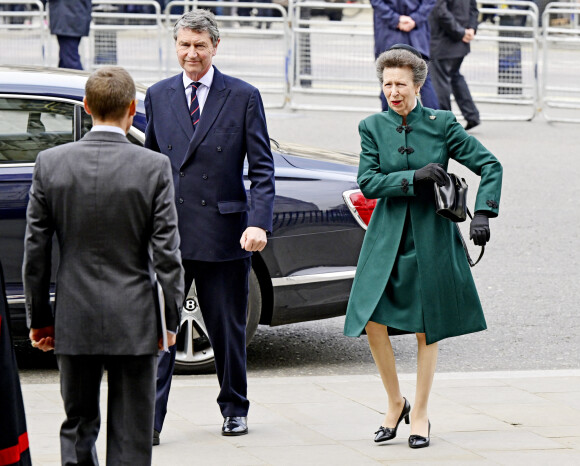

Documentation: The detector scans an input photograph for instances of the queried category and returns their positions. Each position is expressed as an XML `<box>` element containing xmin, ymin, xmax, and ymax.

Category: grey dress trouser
<box><xmin>57</xmin><ymin>354</ymin><xmax>156</xmax><ymax>466</ymax></box>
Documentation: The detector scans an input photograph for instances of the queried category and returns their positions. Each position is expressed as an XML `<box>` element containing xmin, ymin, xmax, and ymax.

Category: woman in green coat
<box><xmin>344</xmin><ymin>44</ymin><xmax>502</xmax><ymax>448</ymax></box>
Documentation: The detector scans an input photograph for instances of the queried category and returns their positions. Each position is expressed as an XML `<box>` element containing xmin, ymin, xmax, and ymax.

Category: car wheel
<box><xmin>173</xmin><ymin>267</ymin><xmax>262</xmax><ymax>374</ymax></box>
<box><xmin>246</xmin><ymin>267</ymin><xmax>262</xmax><ymax>343</ymax></box>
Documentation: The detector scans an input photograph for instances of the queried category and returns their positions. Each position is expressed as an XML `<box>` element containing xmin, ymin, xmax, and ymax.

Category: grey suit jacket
<box><xmin>23</xmin><ymin>131</ymin><xmax>184</xmax><ymax>356</ymax></box>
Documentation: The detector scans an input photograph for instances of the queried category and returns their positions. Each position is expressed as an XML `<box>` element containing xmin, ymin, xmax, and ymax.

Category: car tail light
<box><xmin>342</xmin><ymin>189</ymin><xmax>377</xmax><ymax>230</ymax></box>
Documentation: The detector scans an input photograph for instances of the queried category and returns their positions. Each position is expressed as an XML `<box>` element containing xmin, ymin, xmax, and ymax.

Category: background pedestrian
<box><xmin>370</xmin><ymin>0</ymin><xmax>440</xmax><ymax>110</ymax></box>
<box><xmin>429</xmin><ymin>0</ymin><xmax>481</xmax><ymax>130</ymax></box>
<box><xmin>47</xmin><ymin>0</ymin><xmax>91</xmax><ymax>69</ymax></box>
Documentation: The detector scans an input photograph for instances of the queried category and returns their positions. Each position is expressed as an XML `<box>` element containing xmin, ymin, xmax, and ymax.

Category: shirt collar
<box><xmin>182</xmin><ymin>65</ymin><xmax>214</xmax><ymax>90</ymax></box>
<box><xmin>90</xmin><ymin>125</ymin><xmax>126</xmax><ymax>136</ymax></box>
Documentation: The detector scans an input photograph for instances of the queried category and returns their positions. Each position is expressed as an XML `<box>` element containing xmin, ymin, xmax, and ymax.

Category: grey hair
<box><xmin>173</xmin><ymin>9</ymin><xmax>220</xmax><ymax>46</ymax></box>
<box><xmin>375</xmin><ymin>49</ymin><xmax>428</xmax><ymax>87</ymax></box>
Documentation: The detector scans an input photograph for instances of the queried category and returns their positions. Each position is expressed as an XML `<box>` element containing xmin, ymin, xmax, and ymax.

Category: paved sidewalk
<box><xmin>23</xmin><ymin>369</ymin><xmax>580</xmax><ymax>465</ymax></box>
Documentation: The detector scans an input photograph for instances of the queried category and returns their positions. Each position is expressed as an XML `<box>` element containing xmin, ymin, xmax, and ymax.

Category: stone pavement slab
<box><xmin>21</xmin><ymin>369</ymin><xmax>580</xmax><ymax>465</ymax></box>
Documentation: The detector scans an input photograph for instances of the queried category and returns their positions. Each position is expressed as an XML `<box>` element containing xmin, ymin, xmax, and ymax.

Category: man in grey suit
<box><xmin>23</xmin><ymin>66</ymin><xmax>184</xmax><ymax>465</ymax></box>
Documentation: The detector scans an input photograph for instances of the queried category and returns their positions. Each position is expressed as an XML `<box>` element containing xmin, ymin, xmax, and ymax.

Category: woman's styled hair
<box><xmin>173</xmin><ymin>9</ymin><xmax>220</xmax><ymax>46</ymax></box>
<box><xmin>85</xmin><ymin>66</ymin><xmax>135</xmax><ymax>120</ymax></box>
<box><xmin>375</xmin><ymin>48</ymin><xmax>428</xmax><ymax>87</ymax></box>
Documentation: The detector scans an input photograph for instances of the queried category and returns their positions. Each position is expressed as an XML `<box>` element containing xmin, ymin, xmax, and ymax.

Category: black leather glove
<box><xmin>470</xmin><ymin>213</ymin><xmax>490</xmax><ymax>246</ymax></box>
<box><xmin>413</xmin><ymin>163</ymin><xmax>447</xmax><ymax>186</ymax></box>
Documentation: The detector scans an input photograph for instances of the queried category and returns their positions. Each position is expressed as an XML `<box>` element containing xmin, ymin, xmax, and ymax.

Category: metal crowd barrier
<box><xmin>290</xmin><ymin>0</ymin><xmax>539</xmax><ymax>119</ymax></box>
<box><xmin>165</xmin><ymin>0</ymin><xmax>290</xmax><ymax>108</ymax></box>
<box><xmin>1</xmin><ymin>0</ymin><xmax>580</xmax><ymax>122</ymax></box>
<box><xmin>289</xmin><ymin>0</ymin><xmax>377</xmax><ymax>112</ymax></box>
<box><xmin>83</xmin><ymin>0</ymin><xmax>164</xmax><ymax>85</ymax></box>
<box><xmin>0</xmin><ymin>0</ymin><xmax>46</xmax><ymax>66</ymax></box>
<box><xmin>463</xmin><ymin>0</ymin><xmax>539</xmax><ymax>121</ymax></box>
<box><xmin>541</xmin><ymin>2</ymin><xmax>580</xmax><ymax>123</ymax></box>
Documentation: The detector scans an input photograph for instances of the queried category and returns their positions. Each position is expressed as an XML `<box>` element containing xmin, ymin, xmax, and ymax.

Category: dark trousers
<box><xmin>380</xmin><ymin>69</ymin><xmax>439</xmax><ymax>111</ymax></box>
<box><xmin>57</xmin><ymin>354</ymin><xmax>156</xmax><ymax>466</ymax></box>
<box><xmin>155</xmin><ymin>258</ymin><xmax>250</xmax><ymax>431</ymax></box>
<box><xmin>57</xmin><ymin>35</ymin><xmax>83</xmax><ymax>70</ymax></box>
<box><xmin>431</xmin><ymin>56</ymin><xmax>480</xmax><ymax>123</ymax></box>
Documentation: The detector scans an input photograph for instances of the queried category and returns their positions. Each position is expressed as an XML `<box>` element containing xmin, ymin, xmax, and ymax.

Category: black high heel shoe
<box><xmin>374</xmin><ymin>397</ymin><xmax>411</xmax><ymax>443</ymax></box>
<box><xmin>408</xmin><ymin>420</ymin><xmax>431</xmax><ymax>449</ymax></box>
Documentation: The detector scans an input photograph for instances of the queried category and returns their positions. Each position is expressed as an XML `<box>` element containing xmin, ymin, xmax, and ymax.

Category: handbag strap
<box><xmin>455</xmin><ymin>208</ymin><xmax>485</xmax><ymax>267</ymax></box>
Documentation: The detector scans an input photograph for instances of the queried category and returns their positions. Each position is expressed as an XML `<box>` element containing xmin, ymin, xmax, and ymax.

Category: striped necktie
<box><xmin>189</xmin><ymin>81</ymin><xmax>202</xmax><ymax>129</ymax></box>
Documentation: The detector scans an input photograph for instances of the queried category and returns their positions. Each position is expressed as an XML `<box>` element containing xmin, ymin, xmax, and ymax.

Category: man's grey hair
<box><xmin>173</xmin><ymin>9</ymin><xmax>220</xmax><ymax>46</ymax></box>
<box><xmin>376</xmin><ymin>49</ymin><xmax>428</xmax><ymax>87</ymax></box>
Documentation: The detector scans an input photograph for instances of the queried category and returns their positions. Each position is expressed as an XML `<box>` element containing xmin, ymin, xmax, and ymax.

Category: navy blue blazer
<box><xmin>144</xmin><ymin>67</ymin><xmax>275</xmax><ymax>262</ymax></box>
<box><xmin>370</xmin><ymin>0</ymin><xmax>437</xmax><ymax>58</ymax></box>
<box><xmin>48</xmin><ymin>0</ymin><xmax>92</xmax><ymax>37</ymax></box>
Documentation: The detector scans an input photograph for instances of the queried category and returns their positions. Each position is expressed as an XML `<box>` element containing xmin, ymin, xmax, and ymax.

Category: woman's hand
<box><xmin>470</xmin><ymin>214</ymin><xmax>490</xmax><ymax>246</ymax></box>
<box><xmin>413</xmin><ymin>163</ymin><xmax>447</xmax><ymax>186</ymax></box>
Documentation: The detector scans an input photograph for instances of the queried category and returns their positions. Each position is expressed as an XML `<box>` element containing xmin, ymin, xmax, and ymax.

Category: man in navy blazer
<box><xmin>145</xmin><ymin>9</ymin><xmax>275</xmax><ymax>441</ymax></box>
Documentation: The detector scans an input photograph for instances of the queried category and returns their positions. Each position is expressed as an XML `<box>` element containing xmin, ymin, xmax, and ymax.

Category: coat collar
<box><xmin>80</xmin><ymin>131</ymin><xmax>130</xmax><ymax>144</ymax></box>
<box><xmin>385</xmin><ymin>100</ymin><xmax>424</xmax><ymax>126</ymax></box>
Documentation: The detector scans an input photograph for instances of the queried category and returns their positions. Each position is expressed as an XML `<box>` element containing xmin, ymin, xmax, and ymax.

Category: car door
<box><xmin>0</xmin><ymin>95</ymin><xmax>81</xmax><ymax>301</ymax></box>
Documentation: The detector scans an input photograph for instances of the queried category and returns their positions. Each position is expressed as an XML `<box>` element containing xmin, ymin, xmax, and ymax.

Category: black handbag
<box><xmin>434</xmin><ymin>173</ymin><xmax>467</xmax><ymax>222</ymax></box>
<box><xmin>434</xmin><ymin>173</ymin><xmax>484</xmax><ymax>267</ymax></box>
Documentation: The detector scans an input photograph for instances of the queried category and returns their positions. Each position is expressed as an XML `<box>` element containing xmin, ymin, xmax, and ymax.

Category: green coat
<box><xmin>344</xmin><ymin>103</ymin><xmax>503</xmax><ymax>344</ymax></box>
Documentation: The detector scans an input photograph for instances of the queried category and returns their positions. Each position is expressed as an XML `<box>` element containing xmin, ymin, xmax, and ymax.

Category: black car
<box><xmin>0</xmin><ymin>66</ymin><xmax>375</xmax><ymax>373</ymax></box>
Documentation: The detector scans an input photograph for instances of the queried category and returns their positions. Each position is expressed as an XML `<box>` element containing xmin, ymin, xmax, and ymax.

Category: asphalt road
<box><xmin>17</xmin><ymin>108</ymin><xmax>580</xmax><ymax>384</ymax></box>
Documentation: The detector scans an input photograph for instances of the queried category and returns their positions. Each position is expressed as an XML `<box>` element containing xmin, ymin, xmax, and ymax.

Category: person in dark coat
<box><xmin>48</xmin><ymin>0</ymin><xmax>92</xmax><ymax>69</ymax></box>
<box><xmin>0</xmin><ymin>260</ymin><xmax>32</xmax><ymax>466</ymax></box>
<box><xmin>145</xmin><ymin>9</ymin><xmax>275</xmax><ymax>443</ymax></box>
<box><xmin>344</xmin><ymin>45</ymin><xmax>502</xmax><ymax>449</ymax></box>
<box><xmin>370</xmin><ymin>0</ymin><xmax>439</xmax><ymax>110</ymax></box>
<box><xmin>429</xmin><ymin>0</ymin><xmax>480</xmax><ymax>130</ymax></box>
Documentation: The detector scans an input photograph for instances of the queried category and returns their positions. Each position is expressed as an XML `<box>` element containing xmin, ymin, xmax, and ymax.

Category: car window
<box><xmin>81</xmin><ymin>108</ymin><xmax>143</xmax><ymax>146</ymax></box>
<box><xmin>80</xmin><ymin>106</ymin><xmax>92</xmax><ymax>138</ymax></box>
<box><xmin>0</xmin><ymin>97</ymin><xmax>75</xmax><ymax>163</ymax></box>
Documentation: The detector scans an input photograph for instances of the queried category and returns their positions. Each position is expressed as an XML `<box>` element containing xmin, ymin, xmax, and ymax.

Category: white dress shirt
<box><xmin>90</xmin><ymin>125</ymin><xmax>126</xmax><ymax>136</ymax></box>
<box><xmin>183</xmin><ymin>66</ymin><xmax>214</xmax><ymax>116</ymax></box>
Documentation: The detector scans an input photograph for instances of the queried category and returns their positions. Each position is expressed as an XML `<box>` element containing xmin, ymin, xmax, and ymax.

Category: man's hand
<box><xmin>463</xmin><ymin>28</ymin><xmax>475</xmax><ymax>43</ymax></box>
<box><xmin>240</xmin><ymin>226</ymin><xmax>268</xmax><ymax>252</ymax></box>
<box><xmin>398</xmin><ymin>15</ymin><xmax>416</xmax><ymax>32</ymax></box>
<box><xmin>30</xmin><ymin>326</ymin><xmax>55</xmax><ymax>352</ymax></box>
<box><xmin>158</xmin><ymin>331</ymin><xmax>177</xmax><ymax>350</ymax></box>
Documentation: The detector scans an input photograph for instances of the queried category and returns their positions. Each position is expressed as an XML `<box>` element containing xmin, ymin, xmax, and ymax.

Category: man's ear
<box><xmin>128</xmin><ymin>99</ymin><xmax>137</xmax><ymax>117</ymax></box>
<box><xmin>83</xmin><ymin>97</ymin><xmax>92</xmax><ymax>115</ymax></box>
